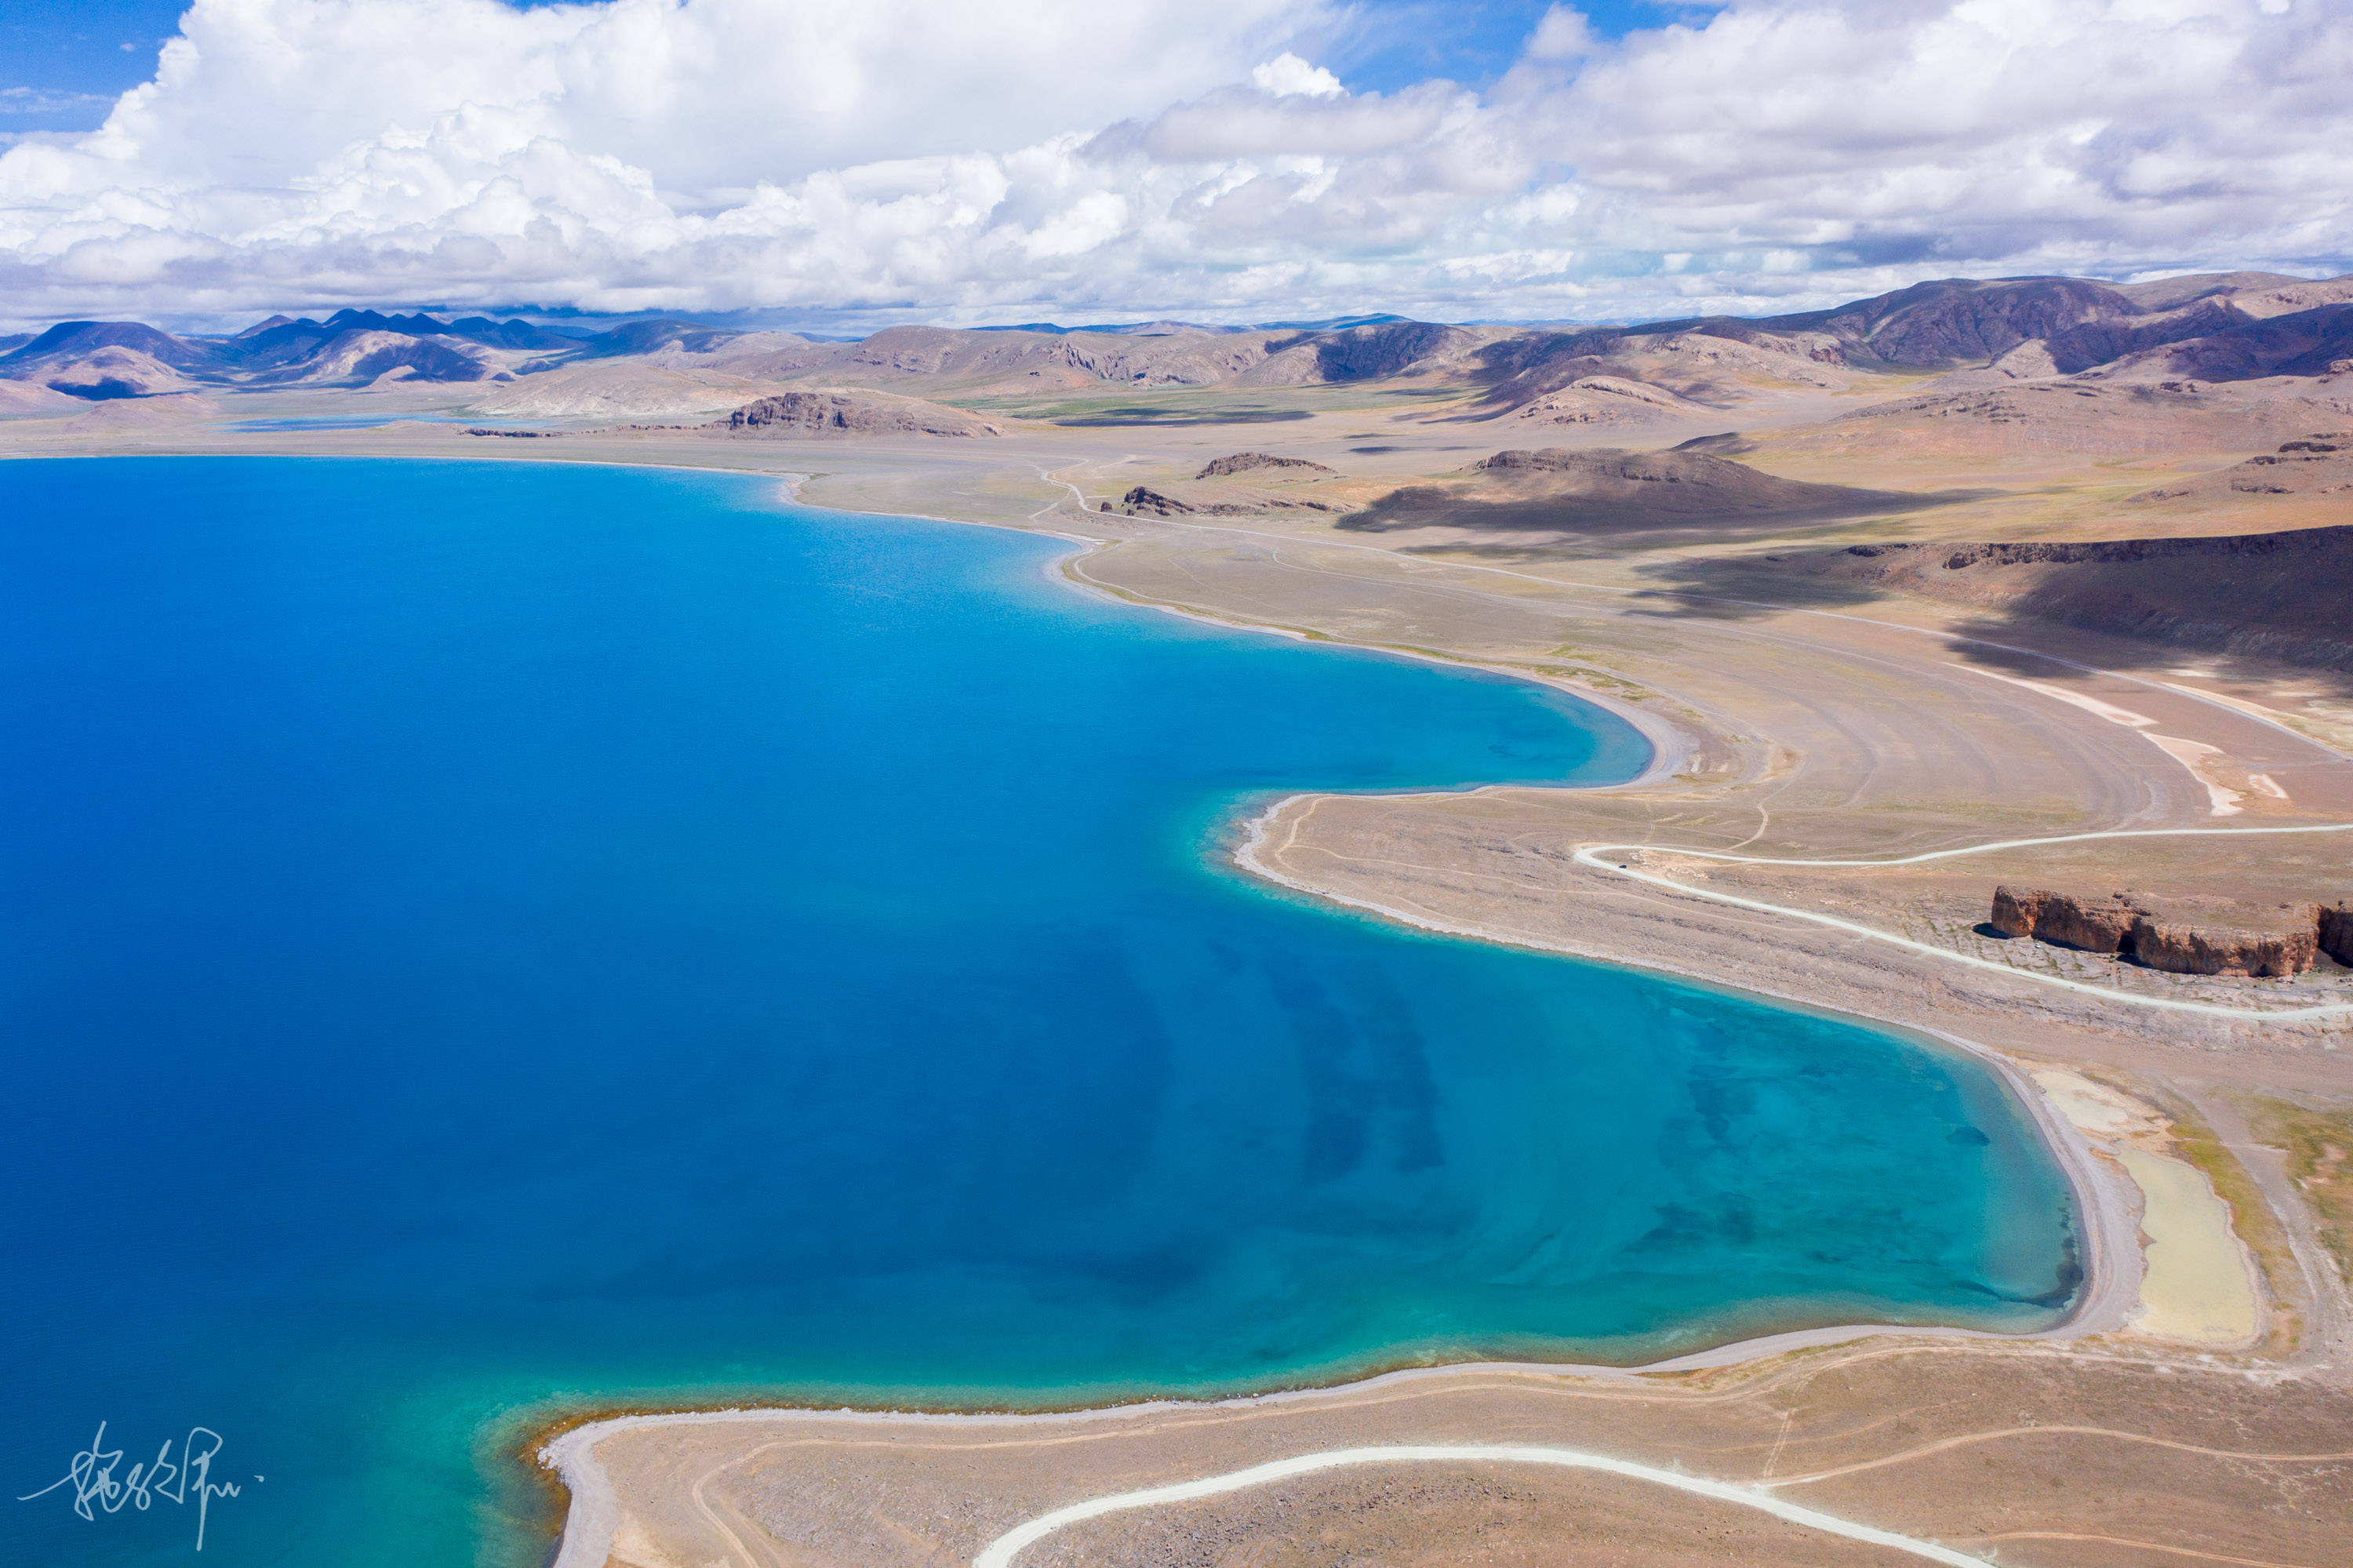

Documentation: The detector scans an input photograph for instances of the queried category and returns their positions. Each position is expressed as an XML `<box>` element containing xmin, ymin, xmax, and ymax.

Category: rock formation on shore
<box><xmin>1100</xmin><ymin>477</ymin><xmax>1352</xmax><ymax>518</ymax></box>
<box><xmin>2325</xmin><ymin>904</ymin><xmax>2353</xmax><ymax>966</ymax></box>
<box><xmin>1990</xmin><ymin>886</ymin><xmax>2139</xmax><ymax>953</ymax></box>
<box><xmin>1990</xmin><ymin>885</ymin><xmax>2328</xmax><ymax>977</ymax></box>
<box><xmin>1195</xmin><ymin>452</ymin><xmax>1336</xmax><ymax>479</ymax></box>
<box><xmin>1111</xmin><ymin>486</ymin><xmax>1193</xmax><ymax>517</ymax></box>
<box><xmin>713</xmin><ymin>389</ymin><xmax>1002</xmax><ymax>438</ymax></box>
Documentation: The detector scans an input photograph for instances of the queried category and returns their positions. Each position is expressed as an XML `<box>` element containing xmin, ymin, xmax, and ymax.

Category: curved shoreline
<box><xmin>541</xmin><ymin>1028</ymin><xmax>2137</xmax><ymax>1568</ymax></box>
<box><xmin>527</xmin><ymin>463</ymin><xmax>2145</xmax><ymax>1568</ymax></box>
<box><xmin>1047</xmin><ymin>535</ymin><xmax>1697</xmax><ymax>790</ymax></box>
<box><xmin>15</xmin><ymin>453</ymin><xmax>2162</xmax><ymax>1565</ymax></box>
<box><xmin>538</xmin><ymin>1011</ymin><xmax>2139</xmax><ymax>1568</ymax></box>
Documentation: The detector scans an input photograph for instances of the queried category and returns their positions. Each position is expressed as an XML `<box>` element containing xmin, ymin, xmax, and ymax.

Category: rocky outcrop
<box><xmin>2126</xmin><ymin>435</ymin><xmax>2353</xmax><ymax>503</ymax></box>
<box><xmin>1988</xmin><ymin>885</ymin><xmax>2049</xmax><ymax>937</ymax></box>
<box><xmin>2324</xmin><ymin>904</ymin><xmax>2353</xmax><ymax>966</ymax></box>
<box><xmin>1990</xmin><ymin>885</ymin><xmax>2326</xmax><ymax>976</ymax></box>
<box><xmin>1099</xmin><ymin>482</ymin><xmax>1351</xmax><ymax>518</ymax></box>
<box><xmin>2130</xmin><ymin>902</ymin><xmax>2319</xmax><ymax>978</ymax></box>
<box><xmin>715</xmin><ymin>390</ymin><xmax>1001</xmax><ymax>438</ymax></box>
<box><xmin>1991</xmin><ymin>886</ymin><xmax>2140</xmax><ymax>954</ymax></box>
<box><xmin>1195</xmin><ymin>452</ymin><xmax>1335</xmax><ymax>479</ymax></box>
<box><xmin>1111</xmin><ymin>486</ymin><xmax>1192</xmax><ymax>517</ymax></box>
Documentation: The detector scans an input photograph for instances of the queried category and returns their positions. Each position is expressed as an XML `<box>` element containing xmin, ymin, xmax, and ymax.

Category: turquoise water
<box><xmin>0</xmin><ymin>458</ymin><xmax>2077</xmax><ymax>1568</ymax></box>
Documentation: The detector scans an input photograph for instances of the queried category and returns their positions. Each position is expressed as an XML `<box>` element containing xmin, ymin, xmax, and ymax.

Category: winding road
<box><xmin>970</xmin><ymin>1444</ymin><xmax>1995</xmax><ymax>1568</ymax></box>
<box><xmin>1036</xmin><ymin>466</ymin><xmax>2353</xmax><ymax>1026</ymax></box>
<box><xmin>1574</xmin><ymin>824</ymin><xmax>2353</xmax><ymax>1022</ymax></box>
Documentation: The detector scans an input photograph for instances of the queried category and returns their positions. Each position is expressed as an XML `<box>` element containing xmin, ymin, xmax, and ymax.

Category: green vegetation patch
<box><xmin>2246</xmin><ymin>1097</ymin><xmax>2353</xmax><ymax>1286</ymax></box>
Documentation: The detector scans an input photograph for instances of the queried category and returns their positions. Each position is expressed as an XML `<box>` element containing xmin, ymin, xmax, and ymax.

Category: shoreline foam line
<box><xmin>1568</xmin><ymin>823</ymin><xmax>2353</xmax><ymax>1022</ymax></box>
<box><xmin>969</xmin><ymin>1444</ymin><xmax>1991</xmax><ymax>1568</ymax></box>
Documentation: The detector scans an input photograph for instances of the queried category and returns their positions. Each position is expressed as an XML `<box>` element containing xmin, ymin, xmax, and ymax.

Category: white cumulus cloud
<box><xmin>1251</xmin><ymin>52</ymin><xmax>1345</xmax><ymax>96</ymax></box>
<box><xmin>0</xmin><ymin>0</ymin><xmax>2346</xmax><ymax>329</ymax></box>
<box><xmin>1523</xmin><ymin>4</ymin><xmax>1599</xmax><ymax>60</ymax></box>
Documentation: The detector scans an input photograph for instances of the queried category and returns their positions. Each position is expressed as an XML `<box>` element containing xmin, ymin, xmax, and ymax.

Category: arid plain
<box><xmin>6</xmin><ymin>274</ymin><xmax>2352</xmax><ymax>1565</ymax></box>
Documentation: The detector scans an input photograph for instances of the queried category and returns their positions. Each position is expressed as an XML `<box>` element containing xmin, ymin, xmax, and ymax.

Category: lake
<box><xmin>0</xmin><ymin>457</ymin><xmax>2077</xmax><ymax>1566</ymax></box>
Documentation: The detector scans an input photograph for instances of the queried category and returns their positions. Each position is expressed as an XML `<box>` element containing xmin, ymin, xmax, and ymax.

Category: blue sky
<box><xmin>2</xmin><ymin>1</ymin><xmax>179</xmax><ymax>129</ymax></box>
<box><xmin>1</xmin><ymin>0</ymin><xmax>1671</xmax><ymax>133</ymax></box>
<box><xmin>1320</xmin><ymin>2</ymin><xmax>1664</xmax><ymax>91</ymax></box>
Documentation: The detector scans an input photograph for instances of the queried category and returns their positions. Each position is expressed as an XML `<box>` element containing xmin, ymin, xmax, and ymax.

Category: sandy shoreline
<box><xmin>1048</xmin><ymin>537</ymin><xmax>1700</xmax><ymax>791</ymax></box>
<box><xmin>528</xmin><ymin>450</ymin><xmax>2226</xmax><ymax>1568</ymax></box>
<box><xmin>537</xmin><ymin>992</ymin><xmax>2146</xmax><ymax>1568</ymax></box>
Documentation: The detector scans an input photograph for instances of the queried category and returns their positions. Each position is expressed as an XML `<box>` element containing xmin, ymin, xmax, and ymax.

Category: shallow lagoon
<box><xmin>0</xmin><ymin>459</ymin><xmax>2075</xmax><ymax>1566</ymax></box>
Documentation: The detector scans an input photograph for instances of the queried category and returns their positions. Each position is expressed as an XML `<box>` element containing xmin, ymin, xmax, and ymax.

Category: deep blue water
<box><xmin>0</xmin><ymin>458</ymin><xmax>2077</xmax><ymax>1568</ymax></box>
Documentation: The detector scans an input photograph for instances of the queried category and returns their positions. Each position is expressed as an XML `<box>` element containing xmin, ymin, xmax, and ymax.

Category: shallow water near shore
<box><xmin>2</xmin><ymin>457</ymin><xmax>2076</xmax><ymax>1568</ymax></box>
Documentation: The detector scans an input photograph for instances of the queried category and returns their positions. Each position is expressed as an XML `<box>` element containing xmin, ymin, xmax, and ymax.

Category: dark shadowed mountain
<box><xmin>0</xmin><ymin>320</ymin><xmax>232</xmax><ymax>397</ymax></box>
<box><xmin>569</xmin><ymin>318</ymin><xmax>752</xmax><ymax>358</ymax></box>
<box><xmin>8</xmin><ymin>319</ymin><xmax>228</xmax><ymax>371</ymax></box>
<box><xmin>1282</xmin><ymin>321</ymin><xmax>1478</xmax><ymax>381</ymax></box>
<box><xmin>4</xmin><ymin>271</ymin><xmax>2349</xmax><ymax>405</ymax></box>
<box><xmin>1758</xmin><ymin>276</ymin><xmax>2142</xmax><ymax>365</ymax></box>
<box><xmin>2039</xmin><ymin>297</ymin><xmax>2246</xmax><ymax>373</ymax></box>
<box><xmin>304</xmin><ymin>308</ymin><xmax>578</xmax><ymax>351</ymax></box>
<box><xmin>2091</xmin><ymin>303</ymin><xmax>2353</xmax><ymax>382</ymax></box>
<box><xmin>0</xmin><ymin>309</ymin><xmax>580</xmax><ymax>391</ymax></box>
